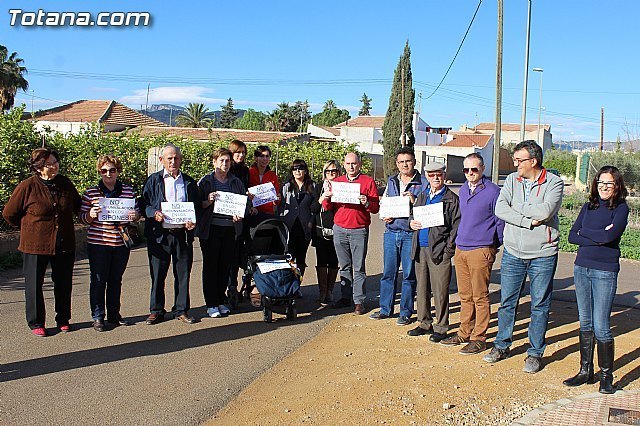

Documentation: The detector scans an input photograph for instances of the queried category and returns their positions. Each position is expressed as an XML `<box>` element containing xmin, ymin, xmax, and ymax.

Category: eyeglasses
<box><xmin>291</xmin><ymin>166</ymin><xmax>306</xmax><ymax>171</ymax></box>
<box><xmin>257</xmin><ymin>154</ymin><xmax>270</xmax><ymax>158</ymax></box>
<box><xmin>462</xmin><ymin>167</ymin><xmax>480</xmax><ymax>174</ymax></box>
<box><xmin>513</xmin><ymin>157</ymin><xmax>534</xmax><ymax>165</ymax></box>
<box><xmin>597</xmin><ymin>181</ymin><xmax>615</xmax><ymax>188</ymax></box>
<box><xmin>324</xmin><ymin>169</ymin><xmax>339</xmax><ymax>174</ymax></box>
<box><xmin>43</xmin><ymin>161</ymin><xmax>59</xmax><ymax>168</ymax></box>
<box><xmin>100</xmin><ymin>168</ymin><xmax>118</xmax><ymax>174</ymax></box>
<box><xmin>427</xmin><ymin>172</ymin><xmax>444</xmax><ymax>178</ymax></box>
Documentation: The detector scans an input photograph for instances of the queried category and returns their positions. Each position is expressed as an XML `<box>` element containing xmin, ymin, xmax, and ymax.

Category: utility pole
<box><xmin>600</xmin><ymin>106</ymin><xmax>604</xmax><ymax>151</ymax></box>
<box><xmin>145</xmin><ymin>83</ymin><xmax>150</xmax><ymax>114</ymax></box>
<box><xmin>401</xmin><ymin>66</ymin><xmax>406</xmax><ymax>147</ymax></box>
<box><xmin>520</xmin><ymin>0</ymin><xmax>532</xmax><ymax>142</ymax></box>
<box><xmin>492</xmin><ymin>0</ymin><xmax>503</xmax><ymax>184</ymax></box>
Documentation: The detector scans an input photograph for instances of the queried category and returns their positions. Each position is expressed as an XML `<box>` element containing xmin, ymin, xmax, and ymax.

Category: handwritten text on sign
<box><xmin>412</xmin><ymin>202</ymin><xmax>445</xmax><ymax>228</ymax></box>
<box><xmin>379</xmin><ymin>196</ymin><xmax>411</xmax><ymax>218</ymax></box>
<box><xmin>331</xmin><ymin>181</ymin><xmax>361</xmax><ymax>204</ymax></box>
<box><xmin>248</xmin><ymin>182</ymin><xmax>278</xmax><ymax>207</ymax></box>
<box><xmin>213</xmin><ymin>192</ymin><xmax>248</xmax><ymax>218</ymax></box>
<box><xmin>161</xmin><ymin>202</ymin><xmax>197</xmax><ymax>225</ymax></box>
<box><xmin>98</xmin><ymin>197</ymin><xmax>135</xmax><ymax>222</ymax></box>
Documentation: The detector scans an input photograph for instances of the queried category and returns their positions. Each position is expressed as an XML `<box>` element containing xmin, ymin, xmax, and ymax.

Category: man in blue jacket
<box><xmin>141</xmin><ymin>144</ymin><xmax>201</xmax><ymax>325</ymax></box>
<box><xmin>370</xmin><ymin>147</ymin><xmax>428</xmax><ymax>325</ymax></box>
<box><xmin>440</xmin><ymin>153</ymin><xmax>504</xmax><ymax>355</ymax></box>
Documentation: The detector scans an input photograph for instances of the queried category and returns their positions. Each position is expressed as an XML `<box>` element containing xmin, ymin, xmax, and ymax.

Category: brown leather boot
<box><xmin>326</xmin><ymin>268</ymin><xmax>339</xmax><ymax>303</ymax></box>
<box><xmin>316</xmin><ymin>266</ymin><xmax>328</xmax><ymax>303</ymax></box>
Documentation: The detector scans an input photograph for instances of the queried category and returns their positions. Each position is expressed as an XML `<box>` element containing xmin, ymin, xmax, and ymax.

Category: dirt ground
<box><xmin>208</xmin><ymin>296</ymin><xmax>640</xmax><ymax>425</ymax></box>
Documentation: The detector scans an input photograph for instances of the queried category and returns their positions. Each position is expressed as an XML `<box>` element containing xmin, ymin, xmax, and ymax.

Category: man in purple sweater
<box><xmin>441</xmin><ymin>153</ymin><xmax>504</xmax><ymax>355</ymax></box>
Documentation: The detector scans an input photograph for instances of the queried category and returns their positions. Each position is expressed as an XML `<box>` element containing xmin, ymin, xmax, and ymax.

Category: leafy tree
<box><xmin>0</xmin><ymin>45</ymin><xmax>29</xmax><ymax>111</ymax></box>
<box><xmin>176</xmin><ymin>102</ymin><xmax>214</xmax><ymax>128</ymax></box>
<box><xmin>359</xmin><ymin>93</ymin><xmax>372</xmax><ymax>116</ymax></box>
<box><xmin>219</xmin><ymin>97</ymin><xmax>238</xmax><ymax>128</ymax></box>
<box><xmin>382</xmin><ymin>41</ymin><xmax>415</xmax><ymax>178</ymax></box>
<box><xmin>234</xmin><ymin>108</ymin><xmax>267</xmax><ymax>130</ymax></box>
<box><xmin>312</xmin><ymin>100</ymin><xmax>350</xmax><ymax>127</ymax></box>
<box><xmin>291</xmin><ymin>100</ymin><xmax>312</xmax><ymax>132</ymax></box>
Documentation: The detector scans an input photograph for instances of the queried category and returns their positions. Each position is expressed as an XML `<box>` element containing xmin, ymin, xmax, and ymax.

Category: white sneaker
<box><xmin>218</xmin><ymin>305</ymin><xmax>230</xmax><ymax>315</ymax></box>
<box><xmin>207</xmin><ymin>307</ymin><xmax>221</xmax><ymax>318</ymax></box>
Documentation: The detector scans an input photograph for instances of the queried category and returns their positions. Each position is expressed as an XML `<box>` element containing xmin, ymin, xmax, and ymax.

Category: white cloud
<box><xmin>119</xmin><ymin>86</ymin><xmax>225</xmax><ymax>105</ymax></box>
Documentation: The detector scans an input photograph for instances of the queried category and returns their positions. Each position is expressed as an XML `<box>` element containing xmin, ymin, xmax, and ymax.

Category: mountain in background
<box><xmin>139</xmin><ymin>104</ymin><xmax>245</xmax><ymax>127</ymax></box>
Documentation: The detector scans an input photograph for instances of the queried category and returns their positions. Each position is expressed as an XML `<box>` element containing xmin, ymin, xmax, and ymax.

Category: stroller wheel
<box><xmin>263</xmin><ymin>307</ymin><xmax>272</xmax><ymax>323</ymax></box>
<box><xmin>286</xmin><ymin>305</ymin><xmax>296</xmax><ymax>321</ymax></box>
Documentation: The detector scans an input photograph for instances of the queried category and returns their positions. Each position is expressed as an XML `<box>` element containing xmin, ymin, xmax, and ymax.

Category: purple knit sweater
<box><xmin>455</xmin><ymin>176</ymin><xmax>504</xmax><ymax>250</ymax></box>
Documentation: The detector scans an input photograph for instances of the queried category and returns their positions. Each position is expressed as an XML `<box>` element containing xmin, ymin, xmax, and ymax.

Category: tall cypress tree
<box><xmin>382</xmin><ymin>41</ymin><xmax>415</xmax><ymax>178</ymax></box>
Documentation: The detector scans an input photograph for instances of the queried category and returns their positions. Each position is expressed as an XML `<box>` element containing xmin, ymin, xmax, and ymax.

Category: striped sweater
<box><xmin>80</xmin><ymin>183</ymin><xmax>137</xmax><ymax>247</ymax></box>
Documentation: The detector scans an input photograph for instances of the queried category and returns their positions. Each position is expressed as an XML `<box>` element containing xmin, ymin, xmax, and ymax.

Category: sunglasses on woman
<box><xmin>324</xmin><ymin>169</ymin><xmax>339</xmax><ymax>174</ymax></box>
<box><xmin>100</xmin><ymin>168</ymin><xmax>118</xmax><ymax>174</ymax></box>
<box><xmin>291</xmin><ymin>166</ymin><xmax>306</xmax><ymax>171</ymax></box>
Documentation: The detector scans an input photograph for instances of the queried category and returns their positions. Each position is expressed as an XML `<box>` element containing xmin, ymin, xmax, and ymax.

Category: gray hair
<box><xmin>464</xmin><ymin>152</ymin><xmax>484</xmax><ymax>166</ymax></box>
<box><xmin>159</xmin><ymin>143</ymin><xmax>182</xmax><ymax>159</ymax></box>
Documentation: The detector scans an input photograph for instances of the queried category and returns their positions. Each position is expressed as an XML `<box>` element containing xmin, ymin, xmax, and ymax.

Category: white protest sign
<box><xmin>379</xmin><ymin>196</ymin><xmax>411</xmax><ymax>219</ymax></box>
<box><xmin>331</xmin><ymin>181</ymin><xmax>361</xmax><ymax>204</ymax></box>
<box><xmin>97</xmin><ymin>197</ymin><xmax>135</xmax><ymax>222</ymax></box>
<box><xmin>213</xmin><ymin>192</ymin><xmax>248</xmax><ymax>218</ymax></box>
<box><xmin>161</xmin><ymin>202</ymin><xmax>197</xmax><ymax>224</ymax></box>
<box><xmin>413</xmin><ymin>202</ymin><xmax>445</xmax><ymax>228</ymax></box>
<box><xmin>248</xmin><ymin>182</ymin><xmax>278</xmax><ymax>207</ymax></box>
<box><xmin>256</xmin><ymin>259</ymin><xmax>292</xmax><ymax>274</ymax></box>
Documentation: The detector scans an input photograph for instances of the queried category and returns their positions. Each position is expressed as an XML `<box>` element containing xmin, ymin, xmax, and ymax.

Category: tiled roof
<box><xmin>475</xmin><ymin>122</ymin><xmax>551</xmax><ymax>132</ymax></box>
<box><xmin>317</xmin><ymin>125</ymin><xmax>340</xmax><ymax>136</ymax></box>
<box><xmin>127</xmin><ymin>126</ymin><xmax>306</xmax><ymax>143</ymax></box>
<box><xmin>443</xmin><ymin>133</ymin><xmax>492</xmax><ymax>148</ymax></box>
<box><xmin>31</xmin><ymin>100</ymin><xmax>166</xmax><ymax>127</ymax></box>
<box><xmin>335</xmin><ymin>116</ymin><xmax>385</xmax><ymax>128</ymax></box>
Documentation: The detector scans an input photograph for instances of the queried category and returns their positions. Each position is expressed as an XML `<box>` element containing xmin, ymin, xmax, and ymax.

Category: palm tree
<box><xmin>0</xmin><ymin>45</ymin><xmax>29</xmax><ymax>111</ymax></box>
<box><xmin>175</xmin><ymin>102</ymin><xmax>215</xmax><ymax>128</ymax></box>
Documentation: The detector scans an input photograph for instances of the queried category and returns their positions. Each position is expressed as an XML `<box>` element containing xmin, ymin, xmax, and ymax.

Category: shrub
<box><xmin>543</xmin><ymin>149</ymin><xmax>576</xmax><ymax>177</ymax></box>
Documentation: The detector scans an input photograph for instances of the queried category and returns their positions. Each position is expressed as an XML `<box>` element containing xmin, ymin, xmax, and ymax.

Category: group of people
<box><xmin>366</xmin><ymin>140</ymin><xmax>627</xmax><ymax>394</ymax></box>
<box><xmin>3</xmin><ymin>140</ymin><xmax>629</xmax><ymax>394</ymax></box>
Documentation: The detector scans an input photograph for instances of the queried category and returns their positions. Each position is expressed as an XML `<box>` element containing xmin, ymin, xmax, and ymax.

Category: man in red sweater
<box><xmin>322</xmin><ymin>152</ymin><xmax>379</xmax><ymax>314</ymax></box>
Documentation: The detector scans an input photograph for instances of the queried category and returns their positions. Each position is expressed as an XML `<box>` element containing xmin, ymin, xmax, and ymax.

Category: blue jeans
<box><xmin>495</xmin><ymin>249</ymin><xmax>558</xmax><ymax>357</ymax></box>
<box><xmin>379</xmin><ymin>230</ymin><xmax>415</xmax><ymax>317</ymax></box>
<box><xmin>574</xmin><ymin>265</ymin><xmax>618</xmax><ymax>342</ymax></box>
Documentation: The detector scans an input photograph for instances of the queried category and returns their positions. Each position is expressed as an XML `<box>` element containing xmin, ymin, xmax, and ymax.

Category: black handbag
<box><xmin>317</xmin><ymin>211</ymin><xmax>333</xmax><ymax>240</ymax></box>
<box><xmin>118</xmin><ymin>224</ymin><xmax>142</xmax><ymax>249</ymax></box>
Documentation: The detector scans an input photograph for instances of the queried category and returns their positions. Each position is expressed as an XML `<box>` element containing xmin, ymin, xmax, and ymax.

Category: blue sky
<box><xmin>6</xmin><ymin>0</ymin><xmax>640</xmax><ymax>142</ymax></box>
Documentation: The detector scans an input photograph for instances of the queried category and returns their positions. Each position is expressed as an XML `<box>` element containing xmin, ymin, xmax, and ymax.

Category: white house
<box><xmin>459</xmin><ymin>122</ymin><xmax>552</xmax><ymax>151</ymax></box>
<box><xmin>26</xmin><ymin>100</ymin><xmax>166</xmax><ymax>134</ymax></box>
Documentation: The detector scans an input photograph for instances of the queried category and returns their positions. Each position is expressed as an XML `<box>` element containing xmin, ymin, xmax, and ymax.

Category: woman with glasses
<box><xmin>3</xmin><ymin>148</ymin><xmax>81</xmax><ymax>336</ymax></box>
<box><xmin>248</xmin><ymin>145</ymin><xmax>280</xmax><ymax>219</ymax></box>
<box><xmin>279</xmin><ymin>159</ymin><xmax>316</xmax><ymax>279</ymax></box>
<box><xmin>309</xmin><ymin>160</ymin><xmax>342</xmax><ymax>304</ymax></box>
<box><xmin>79</xmin><ymin>155</ymin><xmax>139</xmax><ymax>332</ymax></box>
<box><xmin>565</xmin><ymin>166</ymin><xmax>629</xmax><ymax>394</ymax></box>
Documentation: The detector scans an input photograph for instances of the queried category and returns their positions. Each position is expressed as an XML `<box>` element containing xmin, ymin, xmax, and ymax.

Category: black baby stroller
<box><xmin>240</xmin><ymin>218</ymin><xmax>301</xmax><ymax>322</ymax></box>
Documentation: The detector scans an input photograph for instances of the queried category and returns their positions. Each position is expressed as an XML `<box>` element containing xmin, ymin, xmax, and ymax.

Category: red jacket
<box><xmin>322</xmin><ymin>173</ymin><xmax>379</xmax><ymax>229</ymax></box>
<box><xmin>249</xmin><ymin>166</ymin><xmax>280</xmax><ymax>214</ymax></box>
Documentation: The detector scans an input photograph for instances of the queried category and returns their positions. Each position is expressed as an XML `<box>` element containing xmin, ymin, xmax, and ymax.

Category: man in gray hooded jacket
<box><xmin>483</xmin><ymin>140</ymin><xmax>563</xmax><ymax>374</ymax></box>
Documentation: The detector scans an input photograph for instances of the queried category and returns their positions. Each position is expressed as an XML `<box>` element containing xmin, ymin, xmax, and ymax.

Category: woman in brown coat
<box><xmin>2</xmin><ymin>148</ymin><xmax>81</xmax><ymax>336</ymax></box>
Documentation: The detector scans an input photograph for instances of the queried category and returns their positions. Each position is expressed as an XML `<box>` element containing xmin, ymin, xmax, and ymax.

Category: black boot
<box><xmin>563</xmin><ymin>331</ymin><xmax>596</xmax><ymax>386</ymax></box>
<box><xmin>597</xmin><ymin>339</ymin><xmax>616</xmax><ymax>394</ymax></box>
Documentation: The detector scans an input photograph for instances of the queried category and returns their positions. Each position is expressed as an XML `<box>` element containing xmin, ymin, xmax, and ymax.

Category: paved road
<box><xmin>1</xmin><ymin>213</ymin><xmax>638</xmax><ymax>425</ymax></box>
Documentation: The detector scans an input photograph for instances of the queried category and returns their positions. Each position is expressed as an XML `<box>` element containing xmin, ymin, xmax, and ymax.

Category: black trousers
<box><xmin>288</xmin><ymin>220</ymin><xmax>311</xmax><ymax>277</ymax></box>
<box><xmin>87</xmin><ymin>243</ymin><xmax>130</xmax><ymax>321</ymax></box>
<box><xmin>201</xmin><ymin>226</ymin><xmax>236</xmax><ymax>307</ymax></box>
<box><xmin>23</xmin><ymin>251</ymin><xmax>75</xmax><ymax>328</ymax></box>
<box><xmin>147</xmin><ymin>231</ymin><xmax>193</xmax><ymax>315</ymax></box>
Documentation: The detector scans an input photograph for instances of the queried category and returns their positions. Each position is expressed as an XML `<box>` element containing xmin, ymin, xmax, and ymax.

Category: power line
<box><xmin>425</xmin><ymin>0</ymin><xmax>483</xmax><ymax>100</ymax></box>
